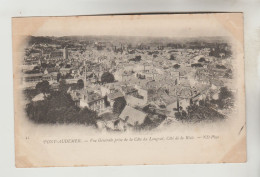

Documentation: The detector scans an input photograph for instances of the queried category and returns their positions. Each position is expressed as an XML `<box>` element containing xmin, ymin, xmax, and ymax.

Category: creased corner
<box><xmin>221</xmin><ymin>135</ymin><xmax>247</xmax><ymax>163</ymax></box>
<box><xmin>15</xmin><ymin>155</ymin><xmax>34</xmax><ymax>168</ymax></box>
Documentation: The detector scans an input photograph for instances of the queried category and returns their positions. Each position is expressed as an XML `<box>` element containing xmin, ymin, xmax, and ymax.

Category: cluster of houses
<box><xmin>22</xmin><ymin>38</ymin><xmax>234</xmax><ymax>131</ymax></box>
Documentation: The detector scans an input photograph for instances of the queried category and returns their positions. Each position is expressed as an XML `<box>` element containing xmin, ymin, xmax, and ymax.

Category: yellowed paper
<box><xmin>12</xmin><ymin>13</ymin><xmax>246</xmax><ymax>167</ymax></box>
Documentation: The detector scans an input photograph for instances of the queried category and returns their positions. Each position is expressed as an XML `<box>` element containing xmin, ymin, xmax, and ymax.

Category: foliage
<box><xmin>113</xmin><ymin>97</ymin><xmax>126</xmax><ymax>115</ymax></box>
<box><xmin>129</xmin><ymin>55</ymin><xmax>142</xmax><ymax>62</ymax></box>
<box><xmin>173</xmin><ymin>64</ymin><xmax>180</xmax><ymax>69</ymax></box>
<box><xmin>77</xmin><ymin>79</ymin><xmax>84</xmax><ymax>89</ymax></box>
<box><xmin>59</xmin><ymin>79</ymin><xmax>68</xmax><ymax>93</ymax></box>
<box><xmin>185</xmin><ymin>104</ymin><xmax>225</xmax><ymax>122</ymax></box>
<box><xmin>169</xmin><ymin>54</ymin><xmax>175</xmax><ymax>60</ymax></box>
<box><xmin>25</xmin><ymin>66</ymin><xmax>41</xmax><ymax>74</ymax></box>
<box><xmin>181</xmin><ymin>110</ymin><xmax>187</xmax><ymax>117</ymax></box>
<box><xmin>23</xmin><ymin>89</ymin><xmax>38</xmax><ymax>101</ymax></box>
<box><xmin>209</xmin><ymin>46</ymin><xmax>232</xmax><ymax>58</ymax></box>
<box><xmin>65</xmin><ymin>64</ymin><xmax>71</xmax><ymax>68</ymax></box>
<box><xmin>198</xmin><ymin>57</ymin><xmax>206</xmax><ymax>62</ymax></box>
<box><xmin>159</xmin><ymin>105</ymin><xmax>166</xmax><ymax>109</ymax></box>
<box><xmin>26</xmin><ymin>90</ymin><xmax>99</xmax><ymax>126</ymax></box>
<box><xmin>101</xmin><ymin>72</ymin><xmax>115</xmax><ymax>83</ymax></box>
<box><xmin>191</xmin><ymin>63</ymin><xmax>203</xmax><ymax>68</ymax></box>
<box><xmin>224</xmin><ymin>72</ymin><xmax>232</xmax><ymax>79</ymax></box>
<box><xmin>41</xmin><ymin>63</ymin><xmax>55</xmax><ymax>68</ymax></box>
<box><xmin>57</xmin><ymin>72</ymin><xmax>61</xmax><ymax>82</ymax></box>
<box><xmin>36</xmin><ymin>80</ymin><xmax>50</xmax><ymax>94</ymax></box>
<box><xmin>175</xmin><ymin>112</ymin><xmax>182</xmax><ymax>119</ymax></box>
<box><xmin>219</xmin><ymin>87</ymin><xmax>233</xmax><ymax>100</ymax></box>
<box><xmin>210</xmin><ymin>86</ymin><xmax>234</xmax><ymax>109</ymax></box>
<box><xmin>216</xmin><ymin>64</ymin><xmax>227</xmax><ymax>69</ymax></box>
<box><xmin>175</xmin><ymin>110</ymin><xmax>187</xmax><ymax>120</ymax></box>
<box><xmin>199</xmin><ymin>99</ymin><xmax>205</xmax><ymax>106</ymax></box>
<box><xmin>61</xmin><ymin>73</ymin><xmax>73</xmax><ymax>79</ymax></box>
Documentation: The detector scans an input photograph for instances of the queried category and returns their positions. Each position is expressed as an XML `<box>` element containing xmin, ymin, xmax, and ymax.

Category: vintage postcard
<box><xmin>12</xmin><ymin>13</ymin><xmax>246</xmax><ymax>167</ymax></box>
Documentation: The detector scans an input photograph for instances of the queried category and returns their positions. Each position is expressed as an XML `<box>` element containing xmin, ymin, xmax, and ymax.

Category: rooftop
<box><xmin>119</xmin><ymin>105</ymin><xmax>147</xmax><ymax>126</ymax></box>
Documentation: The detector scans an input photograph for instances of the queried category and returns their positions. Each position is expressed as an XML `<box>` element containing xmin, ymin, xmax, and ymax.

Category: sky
<box><xmin>13</xmin><ymin>13</ymin><xmax>240</xmax><ymax>38</ymax></box>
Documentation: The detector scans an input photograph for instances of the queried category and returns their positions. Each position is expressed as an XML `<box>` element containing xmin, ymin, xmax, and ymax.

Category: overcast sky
<box><xmin>13</xmin><ymin>13</ymin><xmax>242</xmax><ymax>38</ymax></box>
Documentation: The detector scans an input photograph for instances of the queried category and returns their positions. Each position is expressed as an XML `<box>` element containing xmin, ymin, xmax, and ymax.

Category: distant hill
<box><xmin>27</xmin><ymin>35</ymin><xmax>231</xmax><ymax>48</ymax></box>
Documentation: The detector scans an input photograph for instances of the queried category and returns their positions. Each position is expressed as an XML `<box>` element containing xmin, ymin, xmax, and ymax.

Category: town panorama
<box><xmin>22</xmin><ymin>35</ymin><xmax>236</xmax><ymax>132</ymax></box>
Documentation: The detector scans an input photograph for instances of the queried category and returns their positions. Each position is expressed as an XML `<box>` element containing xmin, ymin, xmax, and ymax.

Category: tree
<box><xmin>77</xmin><ymin>79</ymin><xmax>84</xmax><ymax>89</ymax></box>
<box><xmin>174</xmin><ymin>112</ymin><xmax>182</xmax><ymax>120</ymax></box>
<box><xmin>173</xmin><ymin>64</ymin><xmax>180</xmax><ymax>69</ymax></box>
<box><xmin>41</xmin><ymin>63</ymin><xmax>48</xmax><ymax>68</ymax></box>
<box><xmin>36</xmin><ymin>80</ymin><xmax>50</xmax><ymax>94</ymax></box>
<box><xmin>199</xmin><ymin>100</ymin><xmax>205</xmax><ymax>106</ymax></box>
<box><xmin>191</xmin><ymin>63</ymin><xmax>203</xmax><ymax>68</ymax></box>
<box><xmin>129</xmin><ymin>55</ymin><xmax>142</xmax><ymax>62</ymax></box>
<box><xmin>101</xmin><ymin>72</ymin><xmax>115</xmax><ymax>83</ymax></box>
<box><xmin>78</xmin><ymin>108</ymin><xmax>98</xmax><ymax>125</ymax></box>
<box><xmin>57</xmin><ymin>72</ymin><xmax>61</xmax><ymax>82</ymax></box>
<box><xmin>226</xmin><ymin>68</ymin><xmax>232</xmax><ymax>74</ymax></box>
<box><xmin>33</xmin><ymin>66</ymin><xmax>40</xmax><ymax>71</ymax></box>
<box><xmin>224</xmin><ymin>72</ymin><xmax>231</xmax><ymax>79</ymax></box>
<box><xmin>59</xmin><ymin>79</ymin><xmax>68</xmax><ymax>93</ymax></box>
<box><xmin>113</xmin><ymin>97</ymin><xmax>126</xmax><ymax>115</ymax></box>
<box><xmin>198</xmin><ymin>57</ymin><xmax>206</xmax><ymax>62</ymax></box>
<box><xmin>218</xmin><ymin>87</ymin><xmax>233</xmax><ymax>100</ymax></box>
<box><xmin>25</xmin><ymin>89</ymin><xmax>99</xmax><ymax>126</ymax></box>
<box><xmin>135</xmin><ymin>55</ymin><xmax>141</xmax><ymax>61</ymax></box>
<box><xmin>216</xmin><ymin>64</ymin><xmax>227</xmax><ymax>69</ymax></box>
<box><xmin>181</xmin><ymin>110</ymin><xmax>187</xmax><ymax>117</ymax></box>
<box><xmin>169</xmin><ymin>54</ymin><xmax>175</xmax><ymax>60</ymax></box>
<box><xmin>65</xmin><ymin>64</ymin><xmax>71</xmax><ymax>68</ymax></box>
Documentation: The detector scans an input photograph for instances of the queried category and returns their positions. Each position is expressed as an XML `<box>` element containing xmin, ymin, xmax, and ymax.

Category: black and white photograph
<box><xmin>22</xmin><ymin>35</ymin><xmax>236</xmax><ymax>131</ymax></box>
<box><xmin>12</xmin><ymin>13</ymin><xmax>246</xmax><ymax>167</ymax></box>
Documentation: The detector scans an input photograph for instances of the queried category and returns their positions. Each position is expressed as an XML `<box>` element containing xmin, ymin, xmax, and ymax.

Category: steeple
<box><xmin>83</xmin><ymin>61</ymin><xmax>87</xmax><ymax>88</ymax></box>
<box><xmin>63</xmin><ymin>46</ymin><xmax>68</xmax><ymax>60</ymax></box>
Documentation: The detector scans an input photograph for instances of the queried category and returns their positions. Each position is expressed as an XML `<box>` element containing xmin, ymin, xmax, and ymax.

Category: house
<box><xmin>97</xmin><ymin>118</ymin><xmax>127</xmax><ymax>132</ymax></box>
<box><xmin>210</xmin><ymin>79</ymin><xmax>224</xmax><ymax>88</ymax></box>
<box><xmin>59</xmin><ymin>68</ymin><xmax>71</xmax><ymax>76</ymax></box>
<box><xmin>134</xmin><ymin>82</ymin><xmax>158</xmax><ymax>103</ymax></box>
<box><xmin>171</xmin><ymin>84</ymin><xmax>210</xmax><ymax>112</ymax></box>
<box><xmin>42</xmin><ymin>72</ymin><xmax>58</xmax><ymax>82</ymax></box>
<box><xmin>119</xmin><ymin>105</ymin><xmax>147</xmax><ymax>126</ymax></box>
<box><xmin>120</xmin><ymin>85</ymin><xmax>138</xmax><ymax>96</ymax></box>
<box><xmin>107</xmin><ymin>91</ymin><xmax>124</xmax><ymax>107</ymax></box>
<box><xmin>100</xmin><ymin>84</ymin><xmax>116</xmax><ymax>96</ymax></box>
<box><xmin>23</xmin><ymin>73</ymin><xmax>43</xmax><ymax>83</ymax></box>
<box><xmin>32</xmin><ymin>93</ymin><xmax>47</xmax><ymax>102</ymax></box>
<box><xmin>113</xmin><ymin>70</ymin><xmax>134</xmax><ymax>82</ymax></box>
<box><xmin>125</xmin><ymin>95</ymin><xmax>146</xmax><ymax>107</ymax></box>
<box><xmin>79</xmin><ymin>90</ymin><xmax>105</xmax><ymax>113</ymax></box>
<box><xmin>42</xmin><ymin>74</ymin><xmax>52</xmax><ymax>81</ymax></box>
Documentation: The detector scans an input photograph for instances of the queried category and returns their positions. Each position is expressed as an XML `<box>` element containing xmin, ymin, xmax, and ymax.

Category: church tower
<box><xmin>63</xmin><ymin>47</ymin><xmax>68</xmax><ymax>60</ymax></box>
<box><xmin>83</xmin><ymin>61</ymin><xmax>87</xmax><ymax>88</ymax></box>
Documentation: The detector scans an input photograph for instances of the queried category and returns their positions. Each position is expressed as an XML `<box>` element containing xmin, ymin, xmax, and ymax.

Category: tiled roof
<box><xmin>107</xmin><ymin>91</ymin><xmax>124</xmax><ymax>100</ymax></box>
<box><xmin>119</xmin><ymin>106</ymin><xmax>147</xmax><ymax>126</ymax></box>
